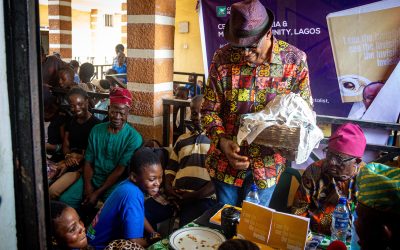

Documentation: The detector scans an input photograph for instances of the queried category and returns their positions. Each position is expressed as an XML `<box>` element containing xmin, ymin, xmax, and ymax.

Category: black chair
<box><xmin>269</xmin><ymin>167</ymin><xmax>302</xmax><ymax>213</ymax></box>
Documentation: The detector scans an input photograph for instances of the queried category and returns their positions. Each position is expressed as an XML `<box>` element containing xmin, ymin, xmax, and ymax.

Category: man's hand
<box><xmin>164</xmin><ymin>185</ymin><xmax>182</xmax><ymax>200</ymax></box>
<box><xmin>64</xmin><ymin>153</ymin><xmax>83</xmax><ymax>167</ymax></box>
<box><xmin>82</xmin><ymin>189</ymin><xmax>100</xmax><ymax>207</ymax></box>
<box><xmin>175</xmin><ymin>189</ymin><xmax>195</xmax><ymax>200</ymax></box>
<box><xmin>219</xmin><ymin>137</ymin><xmax>250</xmax><ymax>170</ymax></box>
<box><xmin>174</xmin><ymin>189</ymin><xmax>196</xmax><ymax>206</ymax></box>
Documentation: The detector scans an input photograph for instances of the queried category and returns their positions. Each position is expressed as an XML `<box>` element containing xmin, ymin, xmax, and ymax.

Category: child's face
<box><xmin>54</xmin><ymin>207</ymin><xmax>87</xmax><ymax>249</ymax></box>
<box><xmin>59</xmin><ymin>72</ymin><xmax>73</xmax><ymax>89</ymax></box>
<box><xmin>44</xmin><ymin>104</ymin><xmax>58</xmax><ymax>122</ymax></box>
<box><xmin>68</xmin><ymin>94</ymin><xmax>89</xmax><ymax>119</ymax></box>
<box><xmin>190</xmin><ymin>100</ymin><xmax>203</xmax><ymax>130</ymax></box>
<box><xmin>117</xmin><ymin>54</ymin><xmax>125</xmax><ymax>66</ymax></box>
<box><xmin>176</xmin><ymin>88</ymin><xmax>189</xmax><ymax>100</ymax></box>
<box><xmin>134</xmin><ymin>163</ymin><xmax>163</xmax><ymax>196</ymax></box>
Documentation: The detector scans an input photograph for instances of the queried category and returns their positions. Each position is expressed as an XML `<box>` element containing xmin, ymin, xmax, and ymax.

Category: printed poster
<box><xmin>199</xmin><ymin>0</ymin><xmax>400</xmax><ymax>159</ymax></box>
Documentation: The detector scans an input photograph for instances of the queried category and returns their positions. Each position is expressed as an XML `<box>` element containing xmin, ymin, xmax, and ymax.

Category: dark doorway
<box><xmin>3</xmin><ymin>0</ymin><xmax>50</xmax><ymax>249</ymax></box>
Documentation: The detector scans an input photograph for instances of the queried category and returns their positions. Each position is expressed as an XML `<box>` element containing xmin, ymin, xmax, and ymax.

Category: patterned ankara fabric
<box><xmin>291</xmin><ymin>160</ymin><xmax>363</xmax><ymax>235</ymax></box>
<box><xmin>201</xmin><ymin>37</ymin><xmax>313</xmax><ymax>189</ymax></box>
<box><xmin>357</xmin><ymin>163</ymin><xmax>400</xmax><ymax>215</ymax></box>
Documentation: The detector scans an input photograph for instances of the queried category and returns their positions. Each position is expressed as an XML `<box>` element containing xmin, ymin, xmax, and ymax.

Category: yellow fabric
<box><xmin>357</xmin><ymin>163</ymin><xmax>400</xmax><ymax>214</ymax></box>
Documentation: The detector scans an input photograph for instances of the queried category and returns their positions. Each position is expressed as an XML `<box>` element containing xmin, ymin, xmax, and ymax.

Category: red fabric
<box><xmin>328</xmin><ymin>123</ymin><xmax>366</xmax><ymax>158</ymax></box>
<box><xmin>327</xmin><ymin>240</ymin><xmax>347</xmax><ymax>250</ymax></box>
<box><xmin>109</xmin><ymin>87</ymin><xmax>132</xmax><ymax>107</ymax></box>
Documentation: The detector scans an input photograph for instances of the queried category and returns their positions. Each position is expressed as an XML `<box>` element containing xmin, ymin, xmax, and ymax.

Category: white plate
<box><xmin>169</xmin><ymin>227</ymin><xmax>226</xmax><ymax>250</ymax></box>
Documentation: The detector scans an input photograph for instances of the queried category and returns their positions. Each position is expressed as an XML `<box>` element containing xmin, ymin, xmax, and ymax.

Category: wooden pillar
<box><xmin>48</xmin><ymin>0</ymin><xmax>72</xmax><ymax>60</ymax></box>
<box><xmin>126</xmin><ymin>0</ymin><xmax>175</xmax><ymax>142</ymax></box>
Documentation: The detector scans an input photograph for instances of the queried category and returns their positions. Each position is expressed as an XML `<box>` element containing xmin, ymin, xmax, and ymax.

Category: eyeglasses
<box><xmin>233</xmin><ymin>37</ymin><xmax>263</xmax><ymax>52</ymax></box>
<box><xmin>324</xmin><ymin>148</ymin><xmax>355</xmax><ymax>165</ymax></box>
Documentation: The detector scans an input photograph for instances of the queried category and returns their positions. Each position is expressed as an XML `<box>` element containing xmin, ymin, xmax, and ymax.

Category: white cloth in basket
<box><xmin>237</xmin><ymin>93</ymin><xmax>323</xmax><ymax>164</ymax></box>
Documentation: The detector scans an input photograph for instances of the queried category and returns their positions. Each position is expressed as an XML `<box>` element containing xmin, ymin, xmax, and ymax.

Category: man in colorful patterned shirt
<box><xmin>292</xmin><ymin>123</ymin><xmax>366</xmax><ymax>235</ymax></box>
<box><xmin>201</xmin><ymin>0</ymin><xmax>313</xmax><ymax>207</ymax></box>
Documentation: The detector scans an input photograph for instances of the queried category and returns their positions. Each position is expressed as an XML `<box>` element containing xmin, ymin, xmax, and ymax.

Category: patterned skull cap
<box><xmin>357</xmin><ymin>163</ymin><xmax>400</xmax><ymax>214</ymax></box>
<box><xmin>109</xmin><ymin>87</ymin><xmax>132</xmax><ymax>107</ymax></box>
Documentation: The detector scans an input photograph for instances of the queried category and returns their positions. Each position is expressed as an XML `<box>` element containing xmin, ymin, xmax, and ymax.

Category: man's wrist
<box><xmin>147</xmin><ymin>232</ymin><xmax>161</xmax><ymax>243</ymax></box>
<box><xmin>218</xmin><ymin>135</ymin><xmax>230</xmax><ymax>148</ymax></box>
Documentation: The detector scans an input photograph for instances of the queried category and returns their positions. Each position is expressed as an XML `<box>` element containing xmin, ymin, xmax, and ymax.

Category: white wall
<box><xmin>71</xmin><ymin>9</ymin><xmax>92</xmax><ymax>62</ymax></box>
<box><xmin>0</xmin><ymin>0</ymin><xmax>18</xmax><ymax>248</ymax></box>
<box><xmin>71</xmin><ymin>9</ymin><xmax>123</xmax><ymax>65</ymax></box>
<box><xmin>91</xmin><ymin>11</ymin><xmax>122</xmax><ymax>65</ymax></box>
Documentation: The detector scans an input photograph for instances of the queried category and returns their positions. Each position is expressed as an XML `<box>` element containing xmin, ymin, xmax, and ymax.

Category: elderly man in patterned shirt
<box><xmin>201</xmin><ymin>0</ymin><xmax>313</xmax><ymax>207</ymax></box>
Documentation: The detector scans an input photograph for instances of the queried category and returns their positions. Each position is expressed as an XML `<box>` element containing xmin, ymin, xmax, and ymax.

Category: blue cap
<box><xmin>251</xmin><ymin>183</ymin><xmax>258</xmax><ymax>191</ymax></box>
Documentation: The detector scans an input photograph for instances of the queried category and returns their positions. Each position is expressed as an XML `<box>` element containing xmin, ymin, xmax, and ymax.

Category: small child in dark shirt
<box><xmin>69</xmin><ymin>60</ymin><xmax>80</xmax><ymax>84</ymax></box>
<box><xmin>44</xmin><ymin>95</ymin><xmax>70</xmax><ymax>162</ymax></box>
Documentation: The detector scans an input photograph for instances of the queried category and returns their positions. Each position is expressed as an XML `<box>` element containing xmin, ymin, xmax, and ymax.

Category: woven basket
<box><xmin>252</xmin><ymin>124</ymin><xmax>301</xmax><ymax>150</ymax></box>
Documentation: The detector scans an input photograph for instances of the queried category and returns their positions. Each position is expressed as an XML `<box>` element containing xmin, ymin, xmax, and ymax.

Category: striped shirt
<box><xmin>165</xmin><ymin>131</ymin><xmax>212</xmax><ymax>192</ymax></box>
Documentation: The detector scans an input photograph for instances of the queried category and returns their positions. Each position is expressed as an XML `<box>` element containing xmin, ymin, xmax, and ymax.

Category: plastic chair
<box><xmin>269</xmin><ymin>167</ymin><xmax>302</xmax><ymax>213</ymax></box>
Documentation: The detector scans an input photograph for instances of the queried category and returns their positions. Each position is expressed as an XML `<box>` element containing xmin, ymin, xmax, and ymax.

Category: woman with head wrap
<box><xmin>355</xmin><ymin>163</ymin><xmax>400</xmax><ymax>250</ymax></box>
<box><xmin>292</xmin><ymin>123</ymin><xmax>366</xmax><ymax>235</ymax></box>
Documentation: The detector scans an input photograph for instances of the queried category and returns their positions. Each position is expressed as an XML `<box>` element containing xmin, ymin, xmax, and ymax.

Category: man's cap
<box><xmin>328</xmin><ymin>123</ymin><xmax>366</xmax><ymax>158</ymax></box>
<box><xmin>109</xmin><ymin>87</ymin><xmax>132</xmax><ymax>107</ymax></box>
<box><xmin>224</xmin><ymin>0</ymin><xmax>274</xmax><ymax>47</ymax></box>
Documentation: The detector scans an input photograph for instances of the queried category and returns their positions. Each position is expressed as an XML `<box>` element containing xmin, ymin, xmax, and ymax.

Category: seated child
<box><xmin>49</xmin><ymin>88</ymin><xmax>100</xmax><ymax>199</ymax></box>
<box><xmin>111</xmin><ymin>52</ymin><xmax>127</xmax><ymax>83</ymax></box>
<box><xmin>42</xmin><ymin>55</ymin><xmax>68</xmax><ymax>87</ymax></box>
<box><xmin>78</xmin><ymin>63</ymin><xmax>96</xmax><ymax>92</ymax></box>
<box><xmin>105</xmin><ymin>69</ymin><xmax>119</xmax><ymax>88</ymax></box>
<box><xmin>69</xmin><ymin>60</ymin><xmax>80</xmax><ymax>84</ymax></box>
<box><xmin>185</xmin><ymin>74</ymin><xmax>202</xmax><ymax>98</ymax></box>
<box><xmin>164</xmin><ymin>95</ymin><xmax>216</xmax><ymax>226</ymax></box>
<box><xmin>50</xmin><ymin>201</ymin><xmax>88</xmax><ymax>250</ymax></box>
<box><xmin>143</xmin><ymin>140</ymin><xmax>174</xmax><ymax>232</ymax></box>
<box><xmin>355</xmin><ymin>163</ymin><xmax>400</xmax><ymax>250</ymax></box>
<box><xmin>44</xmin><ymin>95</ymin><xmax>70</xmax><ymax>163</ymax></box>
<box><xmin>58</xmin><ymin>67</ymin><xmax>75</xmax><ymax>89</ymax></box>
<box><xmin>86</xmin><ymin>148</ymin><xmax>163</xmax><ymax>249</ymax></box>
<box><xmin>175</xmin><ymin>86</ymin><xmax>189</xmax><ymax>100</ymax></box>
<box><xmin>292</xmin><ymin>123</ymin><xmax>366</xmax><ymax>235</ymax></box>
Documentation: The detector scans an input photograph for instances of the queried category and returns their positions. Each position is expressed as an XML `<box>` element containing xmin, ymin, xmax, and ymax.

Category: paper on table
<box><xmin>268</xmin><ymin>211</ymin><xmax>310</xmax><ymax>250</ymax></box>
<box><xmin>237</xmin><ymin>201</ymin><xmax>274</xmax><ymax>244</ymax></box>
<box><xmin>237</xmin><ymin>201</ymin><xmax>310</xmax><ymax>250</ymax></box>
